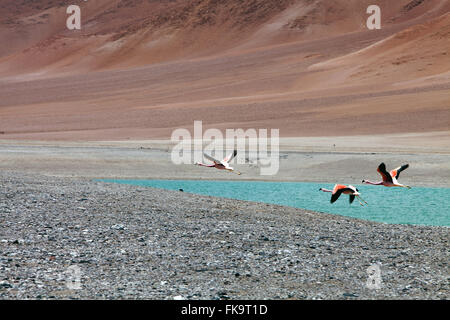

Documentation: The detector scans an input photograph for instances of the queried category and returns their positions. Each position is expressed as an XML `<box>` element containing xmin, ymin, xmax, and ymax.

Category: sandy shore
<box><xmin>1</xmin><ymin>135</ymin><xmax>449</xmax><ymax>187</ymax></box>
<box><xmin>0</xmin><ymin>171</ymin><xmax>448</xmax><ymax>299</ymax></box>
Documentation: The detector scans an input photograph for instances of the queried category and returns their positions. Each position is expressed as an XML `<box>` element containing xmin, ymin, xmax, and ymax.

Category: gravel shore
<box><xmin>0</xmin><ymin>172</ymin><xmax>448</xmax><ymax>299</ymax></box>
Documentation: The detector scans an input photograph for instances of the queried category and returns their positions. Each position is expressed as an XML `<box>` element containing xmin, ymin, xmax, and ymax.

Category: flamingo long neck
<box><xmin>196</xmin><ymin>162</ymin><xmax>214</xmax><ymax>167</ymax></box>
<box><xmin>320</xmin><ymin>188</ymin><xmax>333</xmax><ymax>193</ymax></box>
<box><xmin>363</xmin><ymin>180</ymin><xmax>383</xmax><ymax>185</ymax></box>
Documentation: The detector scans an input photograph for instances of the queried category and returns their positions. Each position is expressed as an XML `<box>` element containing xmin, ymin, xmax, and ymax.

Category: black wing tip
<box><xmin>330</xmin><ymin>191</ymin><xmax>341</xmax><ymax>203</ymax></box>
<box><xmin>349</xmin><ymin>195</ymin><xmax>355</xmax><ymax>204</ymax></box>
<box><xmin>395</xmin><ymin>164</ymin><xmax>410</xmax><ymax>179</ymax></box>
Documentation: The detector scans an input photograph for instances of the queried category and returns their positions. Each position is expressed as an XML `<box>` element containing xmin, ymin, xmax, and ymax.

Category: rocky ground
<box><xmin>0</xmin><ymin>171</ymin><xmax>448</xmax><ymax>299</ymax></box>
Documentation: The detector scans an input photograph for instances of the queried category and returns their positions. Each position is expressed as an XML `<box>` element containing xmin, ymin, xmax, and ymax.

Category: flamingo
<box><xmin>319</xmin><ymin>184</ymin><xmax>367</xmax><ymax>206</ymax></box>
<box><xmin>362</xmin><ymin>163</ymin><xmax>411</xmax><ymax>189</ymax></box>
<box><xmin>195</xmin><ymin>150</ymin><xmax>241</xmax><ymax>175</ymax></box>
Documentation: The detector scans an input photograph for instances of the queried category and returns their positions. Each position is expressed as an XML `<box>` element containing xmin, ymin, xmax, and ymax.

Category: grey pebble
<box><xmin>0</xmin><ymin>172</ymin><xmax>448</xmax><ymax>300</ymax></box>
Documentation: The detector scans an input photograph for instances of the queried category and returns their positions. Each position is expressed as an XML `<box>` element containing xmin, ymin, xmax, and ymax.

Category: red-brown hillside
<box><xmin>0</xmin><ymin>0</ymin><xmax>448</xmax><ymax>140</ymax></box>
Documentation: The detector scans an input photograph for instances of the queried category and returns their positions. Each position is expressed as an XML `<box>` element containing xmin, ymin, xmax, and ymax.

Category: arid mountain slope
<box><xmin>0</xmin><ymin>0</ymin><xmax>448</xmax><ymax>140</ymax></box>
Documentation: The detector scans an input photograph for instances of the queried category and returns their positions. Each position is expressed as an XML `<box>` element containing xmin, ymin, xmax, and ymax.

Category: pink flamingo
<box><xmin>319</xmin><ymin>184</ymin><xmax>367</xmax><ymax>206</ymax></box>
<box><xmin>195</xmin><ymin>150</ymin><xmax>241</xmax><ymax>175</ymax></box>
<box><xmin>362</xmin><ymin>163</ymin><xmax>411</xmax><ymax>189</ymax></box>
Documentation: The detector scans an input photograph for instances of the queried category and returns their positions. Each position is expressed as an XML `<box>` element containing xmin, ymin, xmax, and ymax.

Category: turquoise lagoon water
<box><xmin>99</xmin><ymin>179</ymin><xmax>450</xmax><ymax>227</ymax></box>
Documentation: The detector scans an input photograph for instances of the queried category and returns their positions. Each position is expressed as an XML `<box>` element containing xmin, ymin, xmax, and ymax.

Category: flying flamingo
<box><xmin>362</xmin><ymin>163</ymin><xmax>411</xmax><ymax>189</ymax></box>
<box><xmin>319</xmin><ymin>184</ymin><xmax>367</xmax><ymax>206</ymax></box>
<box><xmin>195</xmin><ymin>150</ymin><xmax>241</xmax><ymax>175</ymax></box>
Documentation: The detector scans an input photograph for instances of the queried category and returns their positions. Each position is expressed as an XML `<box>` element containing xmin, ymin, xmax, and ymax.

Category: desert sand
<box><xmin>0</xmin><ymin>0</ymin><xmax>448</xmax><ymax>142</ymax></box>
<box><xmin>1</xmin><ymin>1</ymin><xmax>448</xmax><ymax>186</ymax></box>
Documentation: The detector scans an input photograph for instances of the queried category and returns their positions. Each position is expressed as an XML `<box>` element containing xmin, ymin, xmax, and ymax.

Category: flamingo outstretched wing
<box><xmin>223</xmin><ymin>150</ymin><xmax>237</xmax><ymax>164</ymax></box>
<box><xmin>377</xmin><ymin>163</ymin><xmax>393</xmax><ymax>183</ymax></box>
<box><xmin>349</xmin><ymin>194</ymin><xmax>355</xmax><ymax>204</ymax></box>
<box><xmin>203</xmin><ymin>153</ymin><xmax>221</xmax><ymax>165</ymax></box>
<box><xmin>390</xmin><ymin>164</ymin><xmax>409</xmax><ymax>179</ymax></box>
<box><xmin>330</xmin><ymin>185</ymin><xmax>353</xmax><ymax>203</ymax></box>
